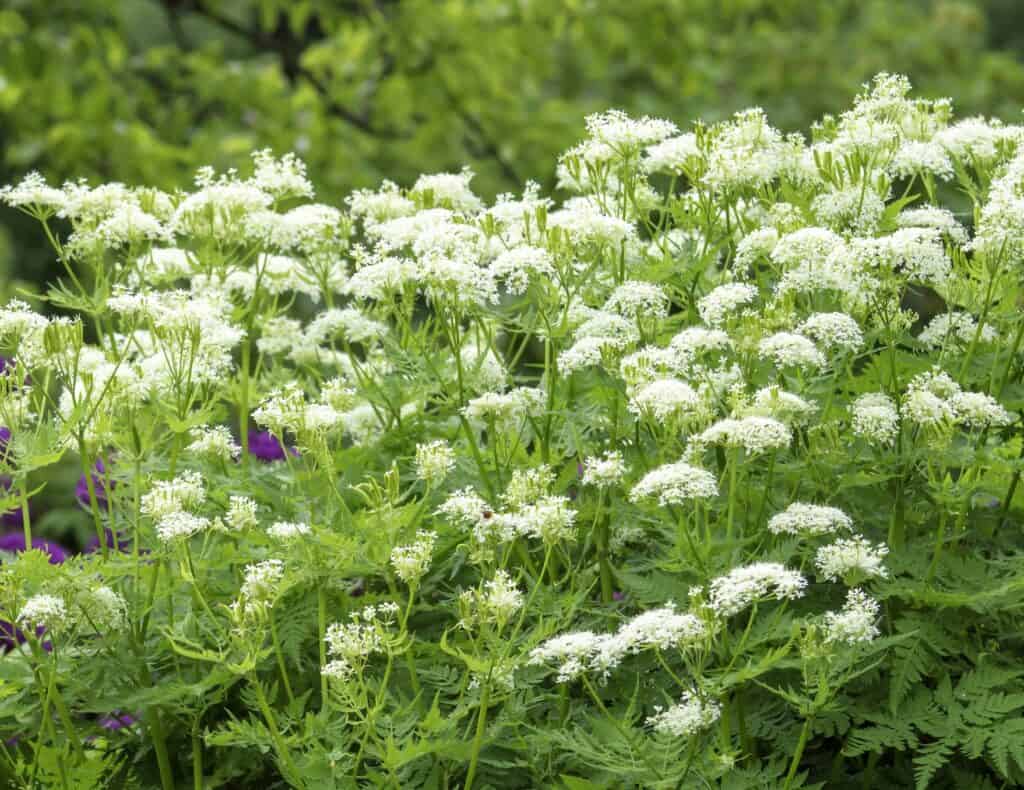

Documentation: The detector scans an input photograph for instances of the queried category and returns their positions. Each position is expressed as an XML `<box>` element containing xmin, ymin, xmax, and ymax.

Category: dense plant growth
<box><xmin>1</xmin><ymin>74</ymin><xmax>1024</xmax><ymax>788</ymax></box>
<box><xmin>7</xmin><ymin>0</ymin><xmax>1024</xmax><ymax>294</ymax></box>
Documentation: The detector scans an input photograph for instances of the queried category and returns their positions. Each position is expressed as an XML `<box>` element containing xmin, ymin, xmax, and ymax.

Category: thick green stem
<box><xmin>148</xmin><ymin>708</ymin><xmax>176</xmax><ymax>790</ymax></box>
<box><xmin>784</xmin><ymin>717</ymin><xmax>813</xmax><ymax>790</ymax></box>
<box><xmin>192</xmin><ymin>722</ymin><xmax>204</xmax><ymax>790</ymax></box>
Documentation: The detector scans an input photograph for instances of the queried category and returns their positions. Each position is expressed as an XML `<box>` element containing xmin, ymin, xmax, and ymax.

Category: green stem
<box><xmin>269</xmin><ymin>609</ymin><xmax>295</xmax><ymax>705</ymax></box>
<box><xmin>240</xmin><ymin>336</ymin><xmax>251</xmax><ymax>469</ymax></box>
<box><xmin>148</xmin><ymin>709</ymin><xmax>176</xmax><ymax>790</ymax></box>
<box><xmin>19</xmin><ymin>479</ymin><xmax>31</xmax><ymax>557</ymax></box>
<box><xmin>927</xmin><ymin>510</ymin><xmax>947</xmax><ymax>582</ymax></box>
<box><xmin>463</xmin><ymin>672</ymin><xmax>492</xmax><ymax>790</ymax></box>
<box><xmin>192</xmin><ymin>722</ymin><xmax>203</xmax><ymax>790</ymax></box>
<box><xmin>783</xmin><ymin>717</ymin><xmax>813</xmax><ymax>790</ymax></box>
<box><xmin>78</xmin><ymin>446</ymin><xmax>108</xmax><ymax>560</ymax></box>
<box><xmin>250</xmin><ymin>674</ymin><xmax>300</xmax><ymax>782</ymax></box>
<box><xmin>595</xmin><ymin>497</ymin><xmax>615</xmax><ymax>604</ymax></box>
<box><xmin>318</xmin><ymin>584</ymin><xmax>329</xmax><ymax>709</ymax></box>
<box><xmin>725</xmin><ymin>451</ymin><xmax>739</xmax><ymax>542</ymax></box>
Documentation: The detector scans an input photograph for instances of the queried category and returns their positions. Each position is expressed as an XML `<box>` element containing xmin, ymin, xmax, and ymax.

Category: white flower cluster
<box><xmin>757</xmin><ymin>332</ymin><xmax>825</xmax><ymax>371</ymax></box>
<box><xmin>851</xmin><ymin>393</ymin><xmax>900</xmax><ymax>446</ymax></box>
<box><xmin>239</xmin><ymin>559</ymin><xmax>286</xmax><ymax>603</ymax></box>
<box><xmin>226</xmin><ymin>496</ymin><xmax>259</xmax><ymax>531</ymax></box>
<box><xmin>904</xmin><ymin>370</ymin><xmax>1012</xmax><ymax>430</ymax></box>
<box><xmin>415</xmin><ymin>440</ymin><xmax>456</xmax><ymax>486</ymax></box>
<box><xmin>391</xmin><ymin>531</ymin><xmax>437</xmax><ymax>585</ymax></box>
<box><xmin>268</xmin><ymin>521</ymin><xmax>311</xmax><ymax>541</ymax></box>
<box><xmin>815</xmin><ymin>536</ymin><xmax>889</xmax><ymax>583</ymax></box>
<box><xmin>692</xmin><ymin>416</ymin><xmax>791</xmax><ymax>455</ymax></box>
<box><xmin>141</xmin><ymin>471</ymin><xmax>212</xmax><ymax>542</ymax></box>
<box><xmin>17</xmin><ymin>594</ymin><xmax>70</xmax><ymax>633</ymax></box>
<box><xmin>706</xmin><ymin>563</ymin><xmax>807</xmax><ymax>617</ymax></box>
<box><xmin>697</xmin><ymin>283</ymin><xmax>758</xmax><ymax>327</ymax></box>
<box><xmin>458</xmin><ymin>569</ymin><xmax>524</xmax><ymax>630</ymax></box>
<box><xmin>76</xmin><ymin>586</ymin><xmax>129</xmax><ymax>633</ymax></box>
<box><xmin>529</xmin><ymin>603</ymin><xmax>707</xmax><ymax>683</ymax></box>
<box><xmin>629</xmin><ymin>461</ymin><xmax>718</xmax><ymax>506</ymax></box>
<box><xmin>628</xmin><ymin>378</ymin><xmax>701</xmax><ymax>422</ymax></box>
<box><xmin>646</xmin><ymin>691</ymin><xmax>722</xmax><ymax>738</ymax></box>
<box><xmin>581</xmin><ymin>451</ymin><xmax>627</xmax><ymax>488</ymax></box>
<box><xmin>824</xmin><ymin>588</ymin><xmax>881</xmax><ymax>645</ymax></box>
<box><xmin>768</xmin><ymin>503</ymin><xmax>853</xmax><ymax>536</ymax></box>
<box><xmin>187</xmin><ymin>425</ymin><xmax>241</xmax><ymax>461</ymax></box>
<box><xmin>918</xmin><ymin>312</ymin><xmax>997</xmax><ymax>350</ymax></box>
<box><xmin>253</xmin><ymin>383</ymin><xmax>344</xmax><ymax>440</ymax></box>
<box><xmin>323</xmin><ymin>602</ymin><xmax>400</xmax><ymax>682</ymax></box>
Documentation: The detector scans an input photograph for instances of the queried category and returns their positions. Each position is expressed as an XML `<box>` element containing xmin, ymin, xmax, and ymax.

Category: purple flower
<box><xmin>76</xmin><ymin>457</ymin><xmax>112</xmax><ymax>510</ymax></box>
<box><xmin>247</xmin><ymin>430</ymin><xmax>298</xmax><ymax>462</ymax></box>
<box><xmin>612</xmin><ymin>591</ymin><xmax>626</xmax><ymax>602</ymax></box>
<box><xmin>98</xmin><ymin>712</ymin><xmax>137</xmax><ymax>731</ymax></box>
<box><xmin>0</xmin><ymin>531</ymin><xmax>68</xmax><ymax>564</ymax></box>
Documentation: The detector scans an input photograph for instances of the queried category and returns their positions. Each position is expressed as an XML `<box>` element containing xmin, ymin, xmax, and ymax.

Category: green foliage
<box><xmin>4</xmin><ymin>0</ymin><xmax>1024</xmax><ymax>295</ymax></box>
<box><xmin>3</xmin><ymin>69</ymin><xmax>1024</xmax><ymax>789</ymax></box>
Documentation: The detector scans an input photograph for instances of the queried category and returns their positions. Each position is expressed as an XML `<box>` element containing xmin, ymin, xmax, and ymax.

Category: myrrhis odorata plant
<box><xmin>0</xmin><ymin>73</ymin><xmax>1023</xmax><ymax>788</ymax></box>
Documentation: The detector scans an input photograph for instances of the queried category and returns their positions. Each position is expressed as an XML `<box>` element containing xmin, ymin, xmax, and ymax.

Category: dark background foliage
<box><xmin>3</xmin><ymin>0</ymin><xmax>1024</xmax><ymax>295</ymax></box>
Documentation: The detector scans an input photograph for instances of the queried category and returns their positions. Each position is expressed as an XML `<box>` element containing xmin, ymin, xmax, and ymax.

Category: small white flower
<box><xmin>226</xmin><ymin>496</ymin><xmax>259</xmax><ymax>531</ymax></box>
<box><xmin>768</xmin><ymin>503</ymin><xmax>853</xmax><ymax>536</ymax></box>
<box><xmin>824</xmin><ymin>588</ymin><xmax>881</xmax><ymax>645</ymax></box>
<box><xmin>268</xmin><ymin>521</ymin><xmax>311</xmax><ymax>541</ymax></box>
<box><xmin>692</xmin><ymin>416</ymin><xmax>791</xmax><ymax>455</ymax></box>
<box><xmin>647</xmin><ymin>691</ymin><xmax>721</xmax><ymax>738</ymax></box>
<box><xmin>815</xmin><ymin>536</ymin><xmax>889</xmax><ymax>583</ymax></box>
<box><xmin>697</xmin><ymin>283</ymin><xmax>759</xmax><ymax>327</ymax></box>
<box><xmin>77</xmin><ymin>586</ymin><xmax>128</xmax><ymax>632</ymax></box>
<box><xmin>749</xmin><ymin>386</ymin><xmax>817</xmax><ymax>427</ymax></box>
<box><xmin>851</xmin><ymin>393</ymin><xmax>900</xmax><ymax>446</ymax></box>
<box><xmin>460</xmin><ymin>569</ymin><xmax>524</xmax><ymax>629</ymax></box>
<box><xmin>949</xmin><ymin>391</ymin><xmax>1013</xmax><ymax>430</ymax></box>
<box><xmin>391</xmin><ymin>531</ymin><xmax>437</xmax><ymax>585</ymax></box>
<box><xmin>707</xmin><ymin>563</ymin><xmax>806</xmax><ymax>617</ymax></box>
<box><xmin>628</xmin><ymin>378</ymin><xmax>702</xmax><ymax>422</ymax></box>
<box><xmin>187</xmin><ymin>425</ymin><xmax>241</xmax><ymax>461</ymax></box>
<box><xmin>156</xmin><ymin>511</ymin><xmax>211</xmax><ymax>543</ymax></box>
<box><xmin>629</xmin><ymin>461</ymin><xmax>719</xmax><ymax>506</ymax></box>
<box><xmin>603</xmin><ymin>281</ymin><xmax>670</xmax><ymax>319</ymax></box>
<box><xmin>240</xmin><ymin>559</ymin><xmax>286</xmax><ymax>602</ymax></box>
<box><xmin>415</xmin><ymin>440</ymin><xmax>456</xmax><ymax>485</ymax></box>
<box><xmin>581</xmin><ymin>451</ymin><xmax>627</xmax><ymax>488</ymax></box>
<box><xmin>18</xmin><ymin>594</ymin><xmax>70</xmax><ymax>633</ymax></box>
<box><xmin>141</xmin><ymin>471</ymin><xmax>206</xmax><ymax>520</ymax></box>
<box><xmin>797</xmin><ymin>313</ymin><xmax>864</xmax><ymax>354</ymax></box>
<box><xmin>615</xmin><ymin>605</ymin><xmax>706</xmax><ymax>653</ymax></box>
<box><xmin>528</xmin><ymin>631</ymin><xmax>616</xmax><ymax>683</ymax></box>
<box><xmin>918</xmin><ymin>312</ymin><xmax>997</xmax><ymax>350</ymax></box>
<box><xmin>516</xmin><ymin>496</ymin><xmax>577</xmax><ymax>543</ymax></box>
<box><xmin>758</xmin><ymin>332</ymin><xmax>825</xmax><ymax>371</ymax></box>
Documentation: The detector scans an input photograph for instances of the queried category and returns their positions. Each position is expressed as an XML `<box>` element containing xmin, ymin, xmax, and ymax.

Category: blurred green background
<box><xmin>3</xmin><ymin>0</ymin><xmax>1024</xmax><ymax>294</ymax></box>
